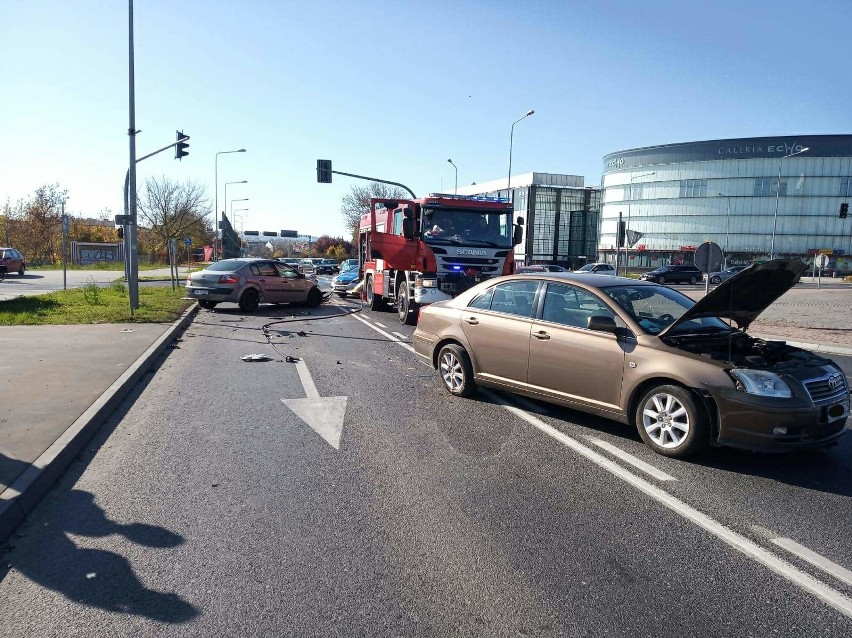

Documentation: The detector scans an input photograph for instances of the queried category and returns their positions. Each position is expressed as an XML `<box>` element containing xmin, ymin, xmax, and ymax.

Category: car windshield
<box><xmin>601</xmin><ymin>284</ymin><xmax>732</xmax><ymax>335</ymax></box>
<box><xmin>576</xmin><ymin>264</ymin><xmax>599</xmax><ymax>272</ymax></box>
<box><xmin>206</xmin><ymin>260</ymin><xmax>248</xmax><ymax>272</ymax></box>
<box><xmin>420</xmin><ymin>208</ymin><xmax>513</xmax><ymax>248</ymax></box>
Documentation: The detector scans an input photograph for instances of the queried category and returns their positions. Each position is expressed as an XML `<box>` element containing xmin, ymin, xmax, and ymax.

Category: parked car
<box><xmin>574</xmin><ymin>262</ymin><xmax>616</xmax><ymax>275</ymax></box>
<box><xmin>707</xmin><ymin>265</ymin><xmax>748</xmax><ymax>285</ymax></box>
<box><xmin>316</xmin><ymin>258</ymin><xmax>340</xmax><ymax>275</ymax></box>
<box><xmin>0</xmin><ymin>247</ymin><xmax>26</xmax><ymax>276</ymax></box>
<box><xmin>185</xmin><ymin>258</ymin><xmax>324</xmax><ymax>311</ymax></box>
<box><xmin>298</xmin><ymin>259</ymin><xmax>317</xmax><ymax>277</ymax></box>
<box><xmin>332</xmin><ymin>268</ymin><xmax>361</xmax><ymax>297</ymax></box>
<box><xmin>413</xmin><ymin>259</ymin><xmax>849</xmax><ymax>458</ymax></box>
<box><xmin>640</xmin><ymin>264</ymin><xmax>703</xmax><ymax>284</ymax></box>
<box><xmin>515</xmin><ymin>265</ymin><xmax>548</xmax><ymax>274</ymax></box>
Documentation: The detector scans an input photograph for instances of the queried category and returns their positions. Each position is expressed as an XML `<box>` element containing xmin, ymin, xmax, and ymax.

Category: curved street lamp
<box><xmin>214</xmin><ymin>149</ymin><xmax>246</xmax><ymax>260</ymax></box>
<box><xmin>507</xmin><ymin>109</ymin><xmax>534</xmax><ymax>203</ymax></box>
<box><xmin>447</xmin><ymin>159</ymin><xmax>458</xmax><ymax>195</ymax></box>
<box><xmin>770</xmin><ymin>146</ymin><xmax>809</xmax><ymax>259</ymax></box>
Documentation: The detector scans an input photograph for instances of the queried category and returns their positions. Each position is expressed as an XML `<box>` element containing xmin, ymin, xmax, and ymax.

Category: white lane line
<box><xmin>486</xmin><ymin>392</ymin><xmax>852</xmax><ymax>620</ymax></box>
<box><xmin>350</xmin><ymin>313</ymin><xmax>416</xmax><ymax>354</ymax></box>
<box><xmin>751</xmin><ymin>526</ymin><xmax>852</xmax><ymax>588</ymax></box>
<box><xmin>508</xmin><ymin>394</ymin><xmax>549</xmax><ymax>415</ymax></box>
<box><xmin>374</xmin><ymin>321</ymin><xmax>388</xmax><ymax>328</ymax></box>
<box><xmin>586</xmin><ymin>436</ymin><xmax>678</xmax><ymax>482</ymax></box>
<box><xmin>392</xmin><ymin>331</ymin><xmax>408</xmax><ymax>340</ymax></box>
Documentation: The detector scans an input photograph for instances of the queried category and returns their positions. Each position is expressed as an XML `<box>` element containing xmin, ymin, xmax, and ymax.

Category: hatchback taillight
<box><xmin>218</xmin><ymin>275</ymin><xmax>239</xmax><ymax>284</ymax></box>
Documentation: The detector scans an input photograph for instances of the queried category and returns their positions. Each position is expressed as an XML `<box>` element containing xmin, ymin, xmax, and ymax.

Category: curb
<box><xmin>751</xmin><ymin>333</ymin><xmax>852</xmax><ymax>358</ymax></box>
<box><xmin>0</xmin><ymin>304</ymin><xmax>199</xmax><ymax>545</ymax></box>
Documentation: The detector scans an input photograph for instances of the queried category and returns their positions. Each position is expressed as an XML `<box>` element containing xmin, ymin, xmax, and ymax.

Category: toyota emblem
<box><xmin>828</xmin><ymin>374</ymin><xmax>842</xmax><ymax>390</ymax></box>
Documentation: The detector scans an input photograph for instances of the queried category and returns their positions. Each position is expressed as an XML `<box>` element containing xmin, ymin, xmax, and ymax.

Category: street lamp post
<box><xmin>233</xmin><ymin>209</ymin><xmax>249</xmax><ymax>234</ymax></box>
<box><xmin>507</xmin><ymin>109</ymin><xmax>535</xmax><ymax>203</ymax></box>
<box><xmin>624</xmin><ymin>171</ymin><xmax>655</xmax><ymax>276</ymax></box>
<box><xmin>447</xmin><ymin>159</ymin><xmax>458</xmax><ymax>195</ymax></box>
<box><xmin>223</xmin><ymin>180</ymin><xmax>247</xmax><ymax>255</ymax></box>
<box><xmin>214</xmin><ymin>149</ymin><xmax>246</xmax><ymax>261</ymax></box>
<box><xmin>230</xmin><ymin>198</ymin><xmax>249</xmax><ymax>221</ymax></box>
<box><xmin>770</xmin><ymin>146</ymin><xmax>809</xmax><ymax>259</ymax></box>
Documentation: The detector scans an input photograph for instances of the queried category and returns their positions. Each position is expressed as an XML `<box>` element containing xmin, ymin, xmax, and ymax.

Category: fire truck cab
<box><xmin>358</xmin><ymin>193</ymin><xmax>523</xmax><ymax>324</ymax></box>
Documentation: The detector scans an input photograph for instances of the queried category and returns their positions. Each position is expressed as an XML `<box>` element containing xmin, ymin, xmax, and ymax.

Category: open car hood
<box><xmin>659</xmin><ymin>259</ymin><xmax>807</xmax><ymax>335</ymax></box>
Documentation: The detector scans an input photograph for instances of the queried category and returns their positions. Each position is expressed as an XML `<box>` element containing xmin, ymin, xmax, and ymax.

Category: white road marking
<box><xmin>374</xmin><ymin>321</ymin><xmax>388</xmax><ymax>328</ymax></box>
<box><xmin>293</xmin><ymin>358</ymin><xmax>320</xmax><ymax>399</ymax></box>
<box><xmin>751</xmin><ymin>526</ymin><xmax>852</xmax><ymax>588</ymax></box>
<box><xmin>350</xmin><ymin>314</ymin><xmax>416</xmax><ymax>354</ymax></box>
<box><xmin>392</xmin><ymin>331</ymin><xmax>408</xmax><ymax>340</ymax></box>
<box><xmin>488</xmin><ymin>392</ymin><xmax>852</xmax><ymax>620</ymax></box>
<box><xmin>586</xmin><ymin>436</ymin><xmax>678</xmax><ymax>482</ymax></box>
<box><xmin>354</xmin><ymin>310</ymin><xmax>852</xmax><ymax>617</ymax></box>
<box><xmin>282</xmin><ymin>358</ymin><xmax>347</xmax><ymax>450</ymax></box>
<box><xmin>506</xmin><ymin>394</ymin><xmax>549</xmax><ymax>414</ymax></box>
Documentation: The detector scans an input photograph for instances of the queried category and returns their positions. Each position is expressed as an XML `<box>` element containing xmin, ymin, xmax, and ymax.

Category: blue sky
<box><xmin>2</xmin><ymin>0</ymin><xmax>850</xmax><ymax>238</ymax></box>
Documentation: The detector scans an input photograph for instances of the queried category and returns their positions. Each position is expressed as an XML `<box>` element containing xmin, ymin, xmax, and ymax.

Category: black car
<box><xmin>315</xmin><ymin>259</ymin><xmax>340</xmax><ymax>275</ymax></box>
<box><xmin>640</xmin><ymin>264</ymin><xmax>703</xmax><ymax>284</ymax></box>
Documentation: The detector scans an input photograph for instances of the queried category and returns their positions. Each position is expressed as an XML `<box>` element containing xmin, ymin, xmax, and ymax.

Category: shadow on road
<box><xmin>0</xmin><ymin>451</ymin><xmax>31</xmax><ymax>494</ymax></box>
<box><xmin>3</xmin><ymin>489</ymin><xmax>197</xmax><ymax>624</ymax></box>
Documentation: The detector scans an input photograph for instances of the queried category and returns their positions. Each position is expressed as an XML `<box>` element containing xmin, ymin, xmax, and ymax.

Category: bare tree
<box><xmin>136</xmin><ymin>176</ymin><xmax>212</xmax><ymax>251</ymax></box>
<box><xmin>340</xmin><ymin>182</ymin><xmax>410</xmax><ymax>240</ymax></box>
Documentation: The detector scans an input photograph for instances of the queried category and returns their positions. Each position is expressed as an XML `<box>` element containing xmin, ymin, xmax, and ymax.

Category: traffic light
<box><xmin>175</xmin><ymin>130</ymin><xmax>190</xmax><ymax>160</ymax></box>
<box><xmin>841</xmin><ymin>203</ymin><xmax>849</xmax><ymax>219</ymax></box>
<box><xmin>117</xmin><ymin>227</ymin><xmax>124</xmax><ymax>239</ymax></box>
<box><xmin>317</xmin><ymin>159</ymin><xmax>332</xmax><ymax>183</ymax></box>
<box><xmin>617</xmin><ymin>220</ymin><xmax>626</xmax><ymax>247</ymax></box>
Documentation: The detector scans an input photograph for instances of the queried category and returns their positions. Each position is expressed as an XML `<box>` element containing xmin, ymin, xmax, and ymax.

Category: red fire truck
<box><xmin>358</xmin><ymin>193</ymin><xmax>524</xmax><ymax>324</ymax></box>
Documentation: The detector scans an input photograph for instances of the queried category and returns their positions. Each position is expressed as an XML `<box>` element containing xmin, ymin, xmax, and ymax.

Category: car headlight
<box><xmin>415</xmin><ymin>276</ymin><xmax>437</xmax><ymax>288</ymax></box>
<box><xmin>729</xmin><ymin>369</ymin><xmax>792</xmax><ymax>398</ymax></box>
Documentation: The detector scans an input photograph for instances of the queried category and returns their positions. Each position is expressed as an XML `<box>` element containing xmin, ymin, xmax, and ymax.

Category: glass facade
<box><xmin>601</xmin><ymin>135</ymin><xmax>852</xmax><ymax>272</ymax></box>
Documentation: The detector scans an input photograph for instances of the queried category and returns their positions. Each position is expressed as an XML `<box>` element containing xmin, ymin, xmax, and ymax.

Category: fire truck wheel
<box><xmin>366</xmin><ymin>276</ymin><xmax>385</xmax><ymax>311</ymax></box>
<box><xmin>438</xmin><ymin>344</ymin><xmax>477</xmax><ymax>397</ymax></box>
<box><xmin>396</xmin><ymin>283</ymin><xmax>418</xmax><ymax>325</ymax></box>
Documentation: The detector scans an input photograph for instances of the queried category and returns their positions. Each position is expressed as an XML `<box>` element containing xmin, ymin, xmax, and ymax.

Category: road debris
<box><xmin>240</xmin><ymin>354</ymin><xmax>272</xmax><ymax>362</ymax></box>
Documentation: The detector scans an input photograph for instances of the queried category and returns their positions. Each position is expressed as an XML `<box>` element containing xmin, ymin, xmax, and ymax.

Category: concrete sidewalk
<box><xmin>0</xmin><ymin>283</ymin><xmax>849</xmax><ymax>545</ymax></box>
<box><xmin>0</xmin><ymin>307</ymin><xmax>197</xmax><ymax>543</ymax></box>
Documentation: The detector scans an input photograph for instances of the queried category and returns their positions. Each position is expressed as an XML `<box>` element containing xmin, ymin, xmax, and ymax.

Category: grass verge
<box><xmin>0</xmin><ymin>282</ymin><xmax>192</xmax><ymax>325</ymax></box>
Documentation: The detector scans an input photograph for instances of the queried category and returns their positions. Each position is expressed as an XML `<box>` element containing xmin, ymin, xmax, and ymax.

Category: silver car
<box><xmin>185</xmin><ymin>258</ymin><xmax>323</xmax><ymax>311</ymax></box>
<box><xmin>707</xmin><ymin>265</ymin><xmax>748</xmax><ymax>285</ymax></box>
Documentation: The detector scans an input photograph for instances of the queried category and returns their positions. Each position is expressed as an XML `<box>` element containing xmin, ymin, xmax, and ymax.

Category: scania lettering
<box><xmin>357</xmin><ymin>193</ymin><xmax>524</xmax><ymax>325</ymax></box>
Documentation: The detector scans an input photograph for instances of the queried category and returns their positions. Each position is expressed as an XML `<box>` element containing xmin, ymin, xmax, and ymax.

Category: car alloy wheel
<box><xmin>306</xmin><ymin>286</ymin><xmax>322</xmax><ymax>307</ymax></box>
<box><xmin>657</xmin><ymin>276</ymin><xmax>666</xmax><ymax>284</ymax></box>
<box><xmin>710</xmin><ymin>276</ymin><xmax>721</xmax><ymax>284</ymax></box>
<box><xmin>636</xmin><ymin>384</ymin><xmax>708</xmax><ymax>458</ymax></box>
<box><xmin>689</xmin><ymin>276</ymin><xmax>698</xmax><ymax>284</ymax></box>
<box><xmin>437</xmin><ymin>344</ymin><xmax>476</xmax><ymax>397</ymax></box>
<box><xmin>239</xmin><ymin>288</ymin><xmax>260</xmax><ymax>312</ymax></box>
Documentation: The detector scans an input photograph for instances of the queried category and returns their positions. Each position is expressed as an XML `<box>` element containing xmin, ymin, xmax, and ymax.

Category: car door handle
<box><xmin>533</xmin><ymin>330</ymin><xmax>550</xmax><ymax>340</ymax></box>
<box><xmin>464</xmin><ymin>316</ymin><xmax>479</xmax><ymax>325</ymax></box>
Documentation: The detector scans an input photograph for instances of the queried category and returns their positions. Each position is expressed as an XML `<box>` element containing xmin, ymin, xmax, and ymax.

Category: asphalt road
<box><xmin>0</xmin><ymin>297</ymin><xmax>850</xmax><ymax>637</ymax></box>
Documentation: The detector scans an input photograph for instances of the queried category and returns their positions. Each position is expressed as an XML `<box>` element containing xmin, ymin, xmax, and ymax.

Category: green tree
<box><xmin>4</xmin><ymin>184</ymin><xmax>68</xmax><ymax>264</ymax></box>
<box><xmin>340</xmin><ymin>182</ymin><xmax>410</xmax><ymax>242</ymax></box>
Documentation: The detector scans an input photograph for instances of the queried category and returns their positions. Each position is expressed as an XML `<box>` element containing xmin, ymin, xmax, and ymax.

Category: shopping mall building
<box><xmin>600</xmin><ymin>135</ymin><xmax>852</xmax><ymax>272</ymax></box>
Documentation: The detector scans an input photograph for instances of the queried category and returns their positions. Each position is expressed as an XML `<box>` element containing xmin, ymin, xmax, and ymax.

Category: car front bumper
<box><xmin>185</xmin><ymin>286</ymin><xmax>241</xmax><ymax>303</ymax></box>
<box><xmin>712</xmin><ymin>388</ymin><xmax>849</xmax><ymax>451</ymax></box>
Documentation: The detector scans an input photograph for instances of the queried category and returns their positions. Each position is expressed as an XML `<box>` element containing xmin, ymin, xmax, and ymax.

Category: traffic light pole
<box><xmin>329</xmin><ymin>169</ymin><xmax>416</xmax><ymax>199</ymax></box>
<box><xmin>128</xmin><ymin>0</ymin><xmax>139</xmax><ymax>314</ymax></box>
<box><xmin>122</xmin><ymin>135</ymin><xmax>191</xmax><ymax>312</ymax></box>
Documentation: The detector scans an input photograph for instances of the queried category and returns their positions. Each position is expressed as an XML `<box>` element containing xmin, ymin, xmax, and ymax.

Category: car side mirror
<box><xmin>587</xmin><ymin>315</ymin><xmax>618</xmax><ymax>333</ymax></box>
<box><xmin>402</xmin><ymin>217</ymin><xmax>415</xmax><ymax>240</ymax></box>
<box><xmin>513</xmin><ymin>224</ymin><xmax>524</xmax><ymax>246</ymax></box>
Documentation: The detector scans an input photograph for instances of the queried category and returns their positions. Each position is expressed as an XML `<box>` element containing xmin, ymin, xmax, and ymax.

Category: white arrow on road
<box><xmin>281</xmin><ymin>358</ymin><xmax>348</xmax><ymax>450</ymax></box>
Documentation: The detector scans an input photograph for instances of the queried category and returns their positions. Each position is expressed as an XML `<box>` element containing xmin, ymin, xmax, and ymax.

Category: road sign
<box><xmin>815</xmin><ymin>254</ymin><xmax>830</xmax><ymax>269</ymax></box>
<box><xmin>62</xmin><ymin>214</ymin><xmax>69</xmax><ymax>233</ymax></box>
<box><xmin>694</xmin><ymin>242</ymin><xmax>723</xmax><ymax>273</ymax></box>
<box><xmin>184</xmin><ymin>237</ymin><xmax>192</xmax><ymax>246</ymax></box>
<box><xmin>114</xmin><ymin>214</ymin><xmax>132</xmax><ymax>225</ymax></box>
